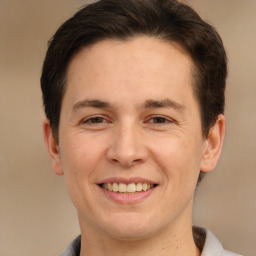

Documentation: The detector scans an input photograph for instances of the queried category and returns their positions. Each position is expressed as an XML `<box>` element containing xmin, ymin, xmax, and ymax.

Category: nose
<box><xmin>106</xmin><ymin>122</ymin><xmax>148</xmax><ymax>167</ymax></box>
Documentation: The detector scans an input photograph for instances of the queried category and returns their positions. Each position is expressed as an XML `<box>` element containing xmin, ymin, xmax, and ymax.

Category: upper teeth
<box><xmin>102</xmin><ymin>183</ymin><xmax>153</xmax><ymax>193</ymax></box>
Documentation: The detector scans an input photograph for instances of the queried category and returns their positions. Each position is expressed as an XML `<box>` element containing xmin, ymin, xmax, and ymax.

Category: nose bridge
<box><xmin>106</xmin><ymin>119</ymin><xmax>147</xmax><ymax>166</ymax></box>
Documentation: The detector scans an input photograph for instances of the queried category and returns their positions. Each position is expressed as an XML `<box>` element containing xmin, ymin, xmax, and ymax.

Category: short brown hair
<box><xmin>41</xmin><ymin>0</ymin><xmax>227</xmax><ymax>144</ymax></box>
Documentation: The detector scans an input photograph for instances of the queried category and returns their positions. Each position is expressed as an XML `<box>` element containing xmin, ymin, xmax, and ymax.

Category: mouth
<box><xmin>97</xmin><ymin>179</ymin><xmax>158</xmax><ymax>204</ymax></box>
<box><xmin>99</xmin><ymin>182</ymin><xmax>158</xmax><ymax>193</ymax></box>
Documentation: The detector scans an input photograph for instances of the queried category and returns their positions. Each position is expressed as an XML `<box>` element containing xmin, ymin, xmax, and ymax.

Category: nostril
<box><xmin>109</xmin><ymin>157</ymin><xmax>143</xmax><ymax>167</ymax></box>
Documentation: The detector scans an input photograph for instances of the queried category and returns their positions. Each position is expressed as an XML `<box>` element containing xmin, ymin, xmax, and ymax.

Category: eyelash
<box><xmin>81</xmin><ymin>115</ymin><xmax>174</xmax><ymax>126</ymax></box>
<box><xmin>81</xmin><ymin>116</ymin><xmax>109</xmax><ymax>124</ymax></box>
<box><xmin>146</xmin><ymin>115</ymin><xmax>173</xmax><ymax>124</ymax></box>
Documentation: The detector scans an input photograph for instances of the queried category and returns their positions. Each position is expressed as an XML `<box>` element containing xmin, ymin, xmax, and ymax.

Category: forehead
<box><xmin>68</xmin><ymin>37</ymin><xmax>193</xmax><ymax>79</ymax></box>
<box><xmin>64</xmin><ymin>37</ymin><xmax>196</xmax><ymax>108</ymax></box>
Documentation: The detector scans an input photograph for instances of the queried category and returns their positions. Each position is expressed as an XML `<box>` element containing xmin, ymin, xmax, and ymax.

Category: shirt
<box><xmin>58</xmin><ymin>226</ymin><xmax>242</xmax><ymax>256</ymax></box>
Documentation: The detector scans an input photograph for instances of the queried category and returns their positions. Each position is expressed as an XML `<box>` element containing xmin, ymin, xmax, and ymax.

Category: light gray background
<box><xmin>0</xmin><ymin>0</ymin><xmax>255</xmax><ymax>255</ymax></box>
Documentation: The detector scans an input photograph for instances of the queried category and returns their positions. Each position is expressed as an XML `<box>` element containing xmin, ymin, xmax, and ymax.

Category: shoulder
<box><xmin>223</xmin><ymin>251</ymin><xmax>242</xmax><ymax>256</ymax></box>
<box><xmin>193</xmin><ymin>226</ymin><xmax>243</xmax><ymax>256</ymax></box>
<box><xmin>58</xmin><ymin>235</ymin><xmax>81</xmax><ymax>256</ymax></box>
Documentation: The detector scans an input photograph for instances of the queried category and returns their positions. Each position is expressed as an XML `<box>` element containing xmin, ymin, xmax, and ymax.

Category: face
<box><xmin>44</xmin><ymin>37</ymin><xmax>224</xmax><ymax>241</ymax></box>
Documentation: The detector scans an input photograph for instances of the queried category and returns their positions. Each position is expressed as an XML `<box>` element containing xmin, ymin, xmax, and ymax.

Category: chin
<box><xmin>99</xmin><ymin>212</ymin><xmax>162</xmax><ymax>241</ymax></box>
<box><xmin>106</xmin><ymin>226</ymin><xmax>156</xmax><ymax>241</ymax></box>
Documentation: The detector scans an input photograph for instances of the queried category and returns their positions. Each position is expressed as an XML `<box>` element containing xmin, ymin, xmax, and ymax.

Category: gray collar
<box><xmin>193</xmin><ymin>226</ymin><xmax>242</xmax><ymax>256</ymax></box>
<box><xmin>59</xmin><ymin>227</ymin><xmax>241</xmax><ymax>256</ymax></box>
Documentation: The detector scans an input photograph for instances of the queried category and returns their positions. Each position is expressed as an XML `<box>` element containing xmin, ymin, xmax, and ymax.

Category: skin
<box><xmin>44</xmin><ymin>37</ymin><xmax>225</xmax><ymax>256</ymax></box>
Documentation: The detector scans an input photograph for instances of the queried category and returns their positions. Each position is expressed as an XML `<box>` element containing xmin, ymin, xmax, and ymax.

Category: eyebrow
<box><xmin>72</xmin><ymin>98</ymin><xmax>184</xmax><ymax>112</ymax></box>
<box><xmin>72</xmin><ymin>99</ymin><xmax>112</xmax><ymax>112</ymax></box>
<box><xmin>144</xmin><ymin>99</ymin><xmax>185</xmax><ymax>111</ymax></box>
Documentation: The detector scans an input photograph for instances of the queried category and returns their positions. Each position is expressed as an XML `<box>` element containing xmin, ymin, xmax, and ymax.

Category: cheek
<box><xmin>60</xmin><ymin>132</ymin><xmax>106</xmax><ymax>171</ymax></box>
<box><xmin>58</xmin><ymin>135</ymin><xmax>103</xmax><ymax>202</ymax></box>
<box><xmin>149</xmin><ymin>135</ymin><xmax>202</xmax><ymax>185</ymax></box>
<box><xmin>59</xmin><ymin>136</ymin><xmax>105</xmax><ymax>212</ymax></box>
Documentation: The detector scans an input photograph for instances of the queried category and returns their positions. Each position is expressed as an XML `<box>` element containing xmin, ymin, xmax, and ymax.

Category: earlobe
<box><xmin>43</xmin><ymin>119</ymin><xmax>64</xmax><ymax>175</ymax></box>
<box><xmin>200</xmin><ymin>114</ymin><xmax>226</xmax><ymax>173</ymax></box>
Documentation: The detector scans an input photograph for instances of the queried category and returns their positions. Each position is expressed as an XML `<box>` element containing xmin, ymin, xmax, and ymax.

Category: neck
<box><xmin>79</xmin><ymin>218</ymin><xmax>200</xmax><ymax>256</ymax></box>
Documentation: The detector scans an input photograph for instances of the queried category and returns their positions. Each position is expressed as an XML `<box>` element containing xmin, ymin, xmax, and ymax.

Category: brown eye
<box><xmin>88</xmin><ymin>117</ymin><xmax>104</xmax><ymax>123</ymax></box>
<box><xmin>80</xmin><ymin>115</ymin><xmax>112</xmax><ymax>131</ymax></box>
<box><xmin>82</xmin><ymin>116</ymin><xmax>107</xmax><ymax>124</ymax></box>
<box><xmin>149</xmin><ymin>116</ymin><xmax>169</xmax><ymax>123</ymax></box>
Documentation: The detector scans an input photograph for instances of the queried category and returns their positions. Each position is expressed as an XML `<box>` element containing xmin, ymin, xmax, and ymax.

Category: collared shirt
<box><xmin>58</xmin><ymin>227</ymin><xmax>242</xmax><ymax>256</ymax></box>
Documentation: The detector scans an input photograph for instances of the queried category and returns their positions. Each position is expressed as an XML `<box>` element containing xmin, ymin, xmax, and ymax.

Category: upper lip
<box><xmin>97</xmin><ymin>177</ymin><xmax>158</xmax><ymax>185</ymax></box>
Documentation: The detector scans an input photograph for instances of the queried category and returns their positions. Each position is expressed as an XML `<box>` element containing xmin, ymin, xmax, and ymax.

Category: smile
<box><xmin>99</xmin><ymin>182</ymin><xmax>156</xmax><ymax>193</ymax></box>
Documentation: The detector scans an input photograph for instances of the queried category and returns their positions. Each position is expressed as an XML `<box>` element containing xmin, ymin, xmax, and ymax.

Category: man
<box><xmin>41</xmin><ymin>0</ymin><xmax>241</xmax><ymax>255</ymax></box>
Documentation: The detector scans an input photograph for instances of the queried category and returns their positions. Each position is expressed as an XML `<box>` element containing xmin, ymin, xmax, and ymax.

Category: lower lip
<box><xmin>98</xmin><ymin>186</ymin><xmax>157</xmax><ymax>204</ymax></box>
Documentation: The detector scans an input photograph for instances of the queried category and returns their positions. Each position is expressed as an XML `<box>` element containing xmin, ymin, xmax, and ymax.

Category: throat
<box><xmin>79</xmin><ymin>224</ymin><xmax>200</xmax><ymax>256</ymax></box>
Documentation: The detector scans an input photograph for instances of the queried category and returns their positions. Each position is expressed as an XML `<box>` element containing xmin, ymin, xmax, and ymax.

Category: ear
<box><xmin>43</xmin><ymin>119</ymin><xmax>64</xmax><ymax>175</ymax></box>
<box><xmin>200</xmin><ymin>114</ymin><xmax>226</xmax><ymax>173</ymax></box>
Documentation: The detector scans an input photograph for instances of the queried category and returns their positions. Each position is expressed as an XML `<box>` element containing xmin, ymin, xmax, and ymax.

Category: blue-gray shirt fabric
<box><xmin>58</xmin><ymin>226</ymin><xmax>242</xmax><ymax>256</ymax></box>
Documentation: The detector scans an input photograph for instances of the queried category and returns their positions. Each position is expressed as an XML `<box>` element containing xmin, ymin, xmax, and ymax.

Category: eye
<box><xmin>80</xmin><ymin>115</ymin><xmax>112</xmax><ymax>129</ymax></box>
<box><xmin>83</xmin><ymin>116</ymin><xmax>106</xmax><ymax>124</ymax></box>
<box><xmin>79</xmin><ymin>114</ymin><xmax>113</xmax><ymax>131</ymax></box>
<box><xmin>147</xmin><ymin>115</ymin><xmax>173</xmax><ymax>124</ymax></box>
<box><xmin>148</xmin><ymin>116</ymin><xmax>169</xmax><ymax>124</ymax></box>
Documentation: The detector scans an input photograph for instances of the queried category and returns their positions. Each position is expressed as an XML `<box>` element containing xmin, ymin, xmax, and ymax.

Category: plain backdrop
<box><xmin>0</xmin><ymin>0</ymin><xmax>255</xmax><ymax>255</ymax></box>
